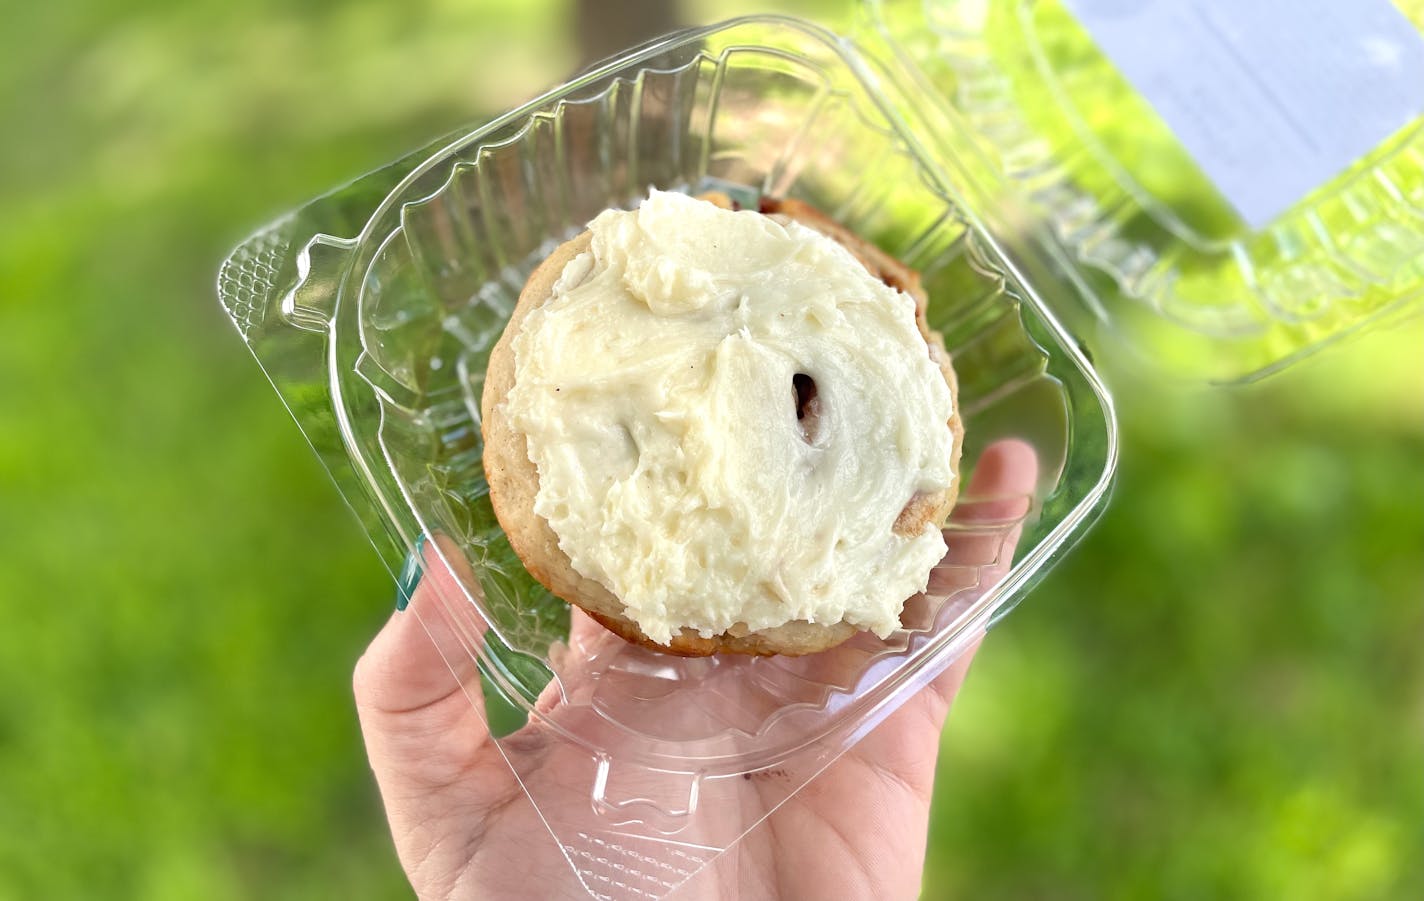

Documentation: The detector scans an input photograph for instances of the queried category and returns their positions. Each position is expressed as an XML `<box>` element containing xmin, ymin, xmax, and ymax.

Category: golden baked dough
<box><xmin>480</xmin><ymin>194</ymin><xmax>964</xmax><ymax>656</ymax></box>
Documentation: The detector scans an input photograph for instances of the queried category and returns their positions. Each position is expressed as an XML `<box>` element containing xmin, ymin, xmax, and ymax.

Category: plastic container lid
<box><xmin>861</xmin><ymin>0</ymin><xmax>1424</xmax><ymax>382</ymax></box>
<box><xmin>214</xmin><ymin>3</ymin><xmax>1421</xmax><ymax>896</ymax></box>
<box><xmin>219</xmin><ymin>15</ymin><xmax>1119</xmax><ymax>894</ymax></box>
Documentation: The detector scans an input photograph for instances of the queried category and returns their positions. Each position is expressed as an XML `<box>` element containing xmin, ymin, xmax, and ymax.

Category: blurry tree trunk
<box><xmin>573</xmin><ymin>0</ymin><xmax>685</xmax><ymax>69</ymax></box>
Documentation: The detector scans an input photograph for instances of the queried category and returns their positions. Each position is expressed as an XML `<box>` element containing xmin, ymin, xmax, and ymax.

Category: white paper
<box><xmin>1065</xmin><ymin>0</ymin><xmax>1424</xmax><ymax>228</ymax></box>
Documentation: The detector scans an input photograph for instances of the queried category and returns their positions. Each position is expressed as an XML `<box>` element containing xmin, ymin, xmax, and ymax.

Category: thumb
<box><xmin>354</xmin><ymin>534</ymin><xmax>497</xmax><ymax>797</ymax></box>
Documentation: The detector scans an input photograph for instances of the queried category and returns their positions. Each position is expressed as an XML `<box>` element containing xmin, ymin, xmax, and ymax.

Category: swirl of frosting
<box><xmin>504</xmin><ymin>190</ymin><xmax>955</xmax><ymax>644</ymax></box>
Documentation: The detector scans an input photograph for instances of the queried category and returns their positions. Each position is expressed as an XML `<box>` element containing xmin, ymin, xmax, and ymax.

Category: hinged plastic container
<box><xmin>217</xmin><ymin>2</ymin><xmax>1424</xmax><ymax>896</ymax></box>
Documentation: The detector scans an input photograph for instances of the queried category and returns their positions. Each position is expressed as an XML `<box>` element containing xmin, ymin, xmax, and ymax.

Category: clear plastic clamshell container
<box><xmin>217</xmin><ymin>2</ymin><xmax>1423</xmax><ymax>896</ymax></box>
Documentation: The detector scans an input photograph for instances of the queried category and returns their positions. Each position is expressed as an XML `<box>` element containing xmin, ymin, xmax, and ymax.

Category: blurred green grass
<box><xmin>0</xmin><ymin>1</ymin><xmax>1420</xmax><ymax>898</ymax></box>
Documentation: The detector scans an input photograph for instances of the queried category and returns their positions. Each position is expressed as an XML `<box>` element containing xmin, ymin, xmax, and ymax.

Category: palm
<box><xmin>355</xmin><ymin>441</ymin><xmax>1035</xmax><ymax>899</ymax></box>
<box><xmin>678</xmin><ymin>670</ymin><xmax>970</xmax><ymax>901</ymax></box>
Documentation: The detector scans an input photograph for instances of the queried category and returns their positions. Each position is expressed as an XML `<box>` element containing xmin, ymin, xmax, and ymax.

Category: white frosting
<box><xmin>505</xmin><ymin>190</ymin><xmax>955</xmax><ymax>644</ymax></box>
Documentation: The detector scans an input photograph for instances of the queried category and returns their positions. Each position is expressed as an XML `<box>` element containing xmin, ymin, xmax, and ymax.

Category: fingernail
<box><xmin>394</xmin><ymin>534</ymin><xmax>427</xmax><ymax>611</ymax></box>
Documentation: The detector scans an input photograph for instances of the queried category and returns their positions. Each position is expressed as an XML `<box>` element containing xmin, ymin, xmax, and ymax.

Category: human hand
<box><xmin>355</xmin><ymin>439</ymin><xmax>1038</xmax><ymax>900</ymax></box>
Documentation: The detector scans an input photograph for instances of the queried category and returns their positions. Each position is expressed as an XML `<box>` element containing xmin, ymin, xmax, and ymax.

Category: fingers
<box><xmin>567</xmin><ymin>607</ymin><xmax>608</xmax><ymax>650</ymax></box>
<box><xmin>938</xmin><ymin>438</ymin><xmax>1039</xmax><ymax>572</ymax></box>
<box><xmin>957</xmin><ymin>437</ymin><xmax>1039</xmax><ymax>524</ymax></box>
